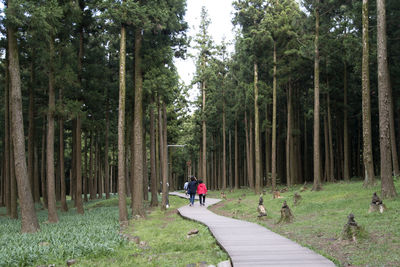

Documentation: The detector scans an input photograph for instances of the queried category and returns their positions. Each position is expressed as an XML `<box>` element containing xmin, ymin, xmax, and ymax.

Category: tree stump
<box><xmin>257</xmin><ymin>195</ymin><xmax>267</xmax><ymax>217</ymax></box>
<box><xmin>278</xmin><ymin>201</ymin><xmax>293</xmax><ymax>224</ymax></box>
<box><xmin>273</xmin><ymin>191</ymin><xmax>282</xmax><ymax>199</ymax></box>
<box><xmin>342</xmin><ymin>213</ymin><xmax>366</xmax><ymax>242</ymax></box>
<box><xmin>368</xmin><ymin>192</ymin><xmax>386</xmax><ymax>213</ymax></box>
<box><xmin>293</xmin><ymin>192</ymin><xmax>302</xmax><ymax>206</ymax></box>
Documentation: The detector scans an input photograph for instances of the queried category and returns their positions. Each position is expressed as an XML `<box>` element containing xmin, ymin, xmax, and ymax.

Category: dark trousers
<box><xmin>199</xmin><ymin>194</ymin><xmax>206</xmax><ymax>205</ymax></box>
<box><xmin>189</xmin><ymin>193</ymin><xmax>196</xmax><ymax>205</ymax></box>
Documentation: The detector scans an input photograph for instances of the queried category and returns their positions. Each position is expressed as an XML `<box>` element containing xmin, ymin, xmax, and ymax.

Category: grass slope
<box><xmin>208</xmin><ymin>179</ymin><xmax>400</xmax><ymax>267</ymax></box>
<box><xmin>0</xmin><ymin>195</ymin><xmax>228</xmax><ymax>267</ymax></box>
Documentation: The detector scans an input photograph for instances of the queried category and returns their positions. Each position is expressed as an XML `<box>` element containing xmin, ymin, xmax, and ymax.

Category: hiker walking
<box><xmin>184</xmin><ymin>179</ymin><xmax>189</xmax><ymax>196</ymax></box>
<box><xmin>197</xmin><ymin>180</ymin><xmax>207</xmax><ymax>206</ymax></box>
<box><xmin>187</xmin><ymin>176</ymin><xmax>198</xmax><ymax>206</ymax></box>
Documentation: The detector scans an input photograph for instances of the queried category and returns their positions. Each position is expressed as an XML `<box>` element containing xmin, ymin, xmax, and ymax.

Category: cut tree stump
<box><xmin>273</xmin><ymin>191</ymin><xmax>282</xmax><ymax>199</ymax></box>
<box><xmin>257</xmin><ymin>195</ymin><xmax>267</xmax><ymax>217</ymax></box>
<box><xmin>368</xmin><ymin>192</ymin><xmax>386</xmax><ymax>213</ymax></box>
<box><xmin>342</xmin><ymin>213</ymin><xmax>366</xmax><ymax>242</ymax></box>
<box><xmin>278</xmin><ymin>201</ymin><xmax>293</xmax><ymax>224</ymax></box>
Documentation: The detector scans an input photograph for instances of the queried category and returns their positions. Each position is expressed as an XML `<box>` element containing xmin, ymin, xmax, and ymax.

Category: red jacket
<box><xmin>197</xmin><ymin>183</ymin><xmax>207</xmax><ymax>195</ymax></box>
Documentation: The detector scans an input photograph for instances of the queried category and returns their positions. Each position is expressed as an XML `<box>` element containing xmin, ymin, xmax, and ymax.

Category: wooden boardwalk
<box><xmin>170</xmin><ymin>192</ymin><xmax>335</xmax><ymax>267</ymax></box>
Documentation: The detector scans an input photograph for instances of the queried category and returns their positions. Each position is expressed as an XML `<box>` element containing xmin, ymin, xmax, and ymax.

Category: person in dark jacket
<box><xmin>187</xmin><ymin>176</ymin><xmax>198</xmax><ymax>206</ymax></box>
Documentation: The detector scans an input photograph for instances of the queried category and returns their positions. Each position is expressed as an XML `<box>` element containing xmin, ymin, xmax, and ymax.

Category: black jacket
<box><xmin>187</xmin><ymin>181</ymin><xmax>198</xmax><ymax>194</ymax></box>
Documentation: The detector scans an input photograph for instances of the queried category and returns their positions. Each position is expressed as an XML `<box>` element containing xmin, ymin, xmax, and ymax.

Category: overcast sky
<box><xmin>175</xmin><ymin>0</ymin><xmax>236</xmax><ymax>97</ymax></box>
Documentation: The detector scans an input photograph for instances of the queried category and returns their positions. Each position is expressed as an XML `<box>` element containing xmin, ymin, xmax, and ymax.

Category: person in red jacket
<box><xmin>197</xmin><ymin>180</ymin><xmax>207</xmax><ymax>206</ymax></box>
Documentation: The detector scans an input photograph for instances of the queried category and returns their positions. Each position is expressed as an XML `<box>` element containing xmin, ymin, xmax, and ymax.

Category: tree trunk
<box><xmin>304</xmin><ymin>115</ymin><xmax>308</xmax><ymax>182</ymax></box>
<box><xmin>234</xmin><ymin>119</ymin><xmax>239</xmax><ymax>189</ymax></box>
<box><xmin>150</xmin><ymin>100</ymin><xmax>158</xmax><ymax>206</ymax></box>
<box><xmin>4</xmin><ymin>52</ymin><xmax>11</xmax><ymax>215</ymax></box>
<box><xmin>132</xmin><ymin>28</ymin><xmax>144</xmax><ymax>216</ymax></box>
<box><xmin>286</xmin><ymin>83</ymin><xmax>292</xmax><ymax>186</ymax></box>
<box><xmin>343</xmin><ymin>63</ymin><xmax>350</xmax><ymax>181</ymax></box>
<box><xmin>105</xmin><ymin>102</ymin><xmax>110</xmax><ymax>199</ymax></box>
<box><xmin>254</xmin><ymin>62</ymin><xmax>261</xmax><ymax>193</ymax></box>
<box><xmin>41</xmin><ymin>122</ymin><xmax>47</xmax><ymax>208</ymax></box>
<box><xmin>143</xmin><ymin>127</ymin><xmax>148</xmax><ymax>201</ymax></box>
<box><xmin>75</xmin><ymin>115</ymin><xmax>83</xmax><ymax>214</ymax></box>
<box><xmin>10</xmin><ymin>141</ymin><xmax>17</xmax><ymax>219</ymax></box>
<box><xmin>229</xmin><ymin>130</ymin><xmax>232</xmax><ymax>188</ymax></box>
<box><xmin>202</xmin><ymin>81</ymin><xmax>207</xmax><ymax>185</ymax></box>
<box><xmin>362</xmin><ymin>0</ymin><xmax>375</xmax><ymax>187</ymax></box>
<box><xmin>46</xmin><ymin>37</ymin><xmax>59</xmax><ymax>223</ymax></box>
<box><xmin>117</xmin><ymin>23</ymin><xmax>128</xmax><ymax>223</ymax></box>
<box><xmin>162</xmin><ymin>102</ymin><xmax>168</xmax><ymax>209</ymax></box>
<box><xmin>327</xmin><ymin>92</ymin><xmax>335</xmax><ymax>182</ymax></box>
<box><xmin>313</xmin><ymin>1</ymin><xmax>322</xmax><ymax>191</ymax></box>
<box><xmin>249</xmin><ymin>116</ymin><xmax>254</xmax><ymax>188</ymax></box>
<box><xmin>34</xmin><ymin>142</ymin><xmax>40</xmax><ymax>203</ymax></box>
<box><xmin>244</xmin><ymin>111</ymin><xmax>253</xmax><ymax>188</ymax></box>
<box><xmin>28</xmin><ymin>60</ymin><xmax>35</xmax><ymax>198</ymax></box>
<box><xmin>89</xmin><ymin>132</ymin><xmax>95</xmax><ymax>200</ymax></box>
<box><xmin>265</xmin><ymin>104</ymin><xmax>271</xmax><ymax>187</ymax></box>
<box><xmin>84</xmin><ymin>134</ymin><xmax>88</xmax><ymax>202</ymax></box>
<box><xmin>271</xmin><ymin>41</ymin><xmax>278</xmax><ymax>191</ymax></box>
<box><xmin>222</xmin><ymin>87</ymin><xmax>227</xmax><ymax>190</ymax></box>
<box><xmin>59</xmin><ymin>88</ymin><xmax>67</xmax><ymax>212</ymax></box>
<box><xmin>377</xmin><ymin>0</ymin><xmax>397</xmax><ymax>198</ymax></box>
<box><xmin>324</xmin><ymin>110</ymin><xmax>329</xmax><ymax>182</ymax></box>
<box><xmin>8</xmin><ymin>13</ymin><xmax>40</xmax><ymax>231</ymax></box>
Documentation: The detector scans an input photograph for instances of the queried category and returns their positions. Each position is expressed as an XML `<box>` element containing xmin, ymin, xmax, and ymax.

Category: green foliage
<box><xmin>0</xmin><ymin>199</ymin><xmax>126</xmax><ymax>266</ymax></box>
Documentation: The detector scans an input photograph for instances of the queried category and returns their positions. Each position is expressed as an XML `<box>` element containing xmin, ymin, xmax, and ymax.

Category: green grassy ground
<box><xmin>208</xmin><ymin>179</ymin><xmax>400</xmax><ymax>267</ymax></box>
<box><xmin>0</xmin><ymin>195</ymin><xmax>228</xmax><ymax>267</ymax></box>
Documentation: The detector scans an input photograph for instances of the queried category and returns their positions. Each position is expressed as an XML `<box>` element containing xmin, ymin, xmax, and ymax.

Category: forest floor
<box><xmin>207</xmin><ymin>178</ymin><xmax>400</xmax><ymax>267</ymax></box>
<box><xmin>0</xmin><ymin>195</ymin><xmax>228</xmax><ymax>267</ymax></box>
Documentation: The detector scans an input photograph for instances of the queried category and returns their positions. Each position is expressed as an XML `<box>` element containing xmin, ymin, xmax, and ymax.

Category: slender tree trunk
<box><xmin>324</xmin><ymin>110</ymin><xmax>329</xmax><ymax>182</ymax></box>
<box><xmin>343</xmin><ymin>63</ymin><xmax>350</xmax><ymax>181</ymax></box>
<box><xmin>34</xmin><ymin>142</ymin><xmax>40</xmax><ymax>203</ymax></box>
<box><xmin>4</xmin><ymin>53</ymin><xmax>11</xmax><ymax>215</ymax></box>
<box><xmin>10</xmin><ymin>140</ymin><xmax>17</xmax><ymax>219</ymax></box>
<box><xmin>265</xmin><ymin>104</ymin><xmax>271</xmax><ymax>187</ymax></box>
<box><xmin>117</xmin><ymin>23</ymin><xmax>128</xmax><ymax>223</ymax></box>
<box><xmin>271</xmin><ymin>41</ymin><xmax>278</xmax><ymax>191</ymax></box>
<box><xmin>162</xmin><ymin>102</ymin><xmax>168</xmax><ymax>209</ymax></box>
<box><xmin>304</xmin><ymin>115</ymin><xmax>308</xmax><ymax>182</ymax></box>
<box><xmin>59</xmin><ymin>88</ymin><xmax>67</xmax><ymax>212</ymax></box>
<box><xmin>362</xmin><ymin>0</ymin><xmax>375</xmax><ymax>187</ymax></box>
<box><xmin>249</xmin><ymin>117</ymin><xmax>254</xmax><ymax>188</ymax></box>
<box><xmin>105</xmin><ymin>102</ymin><xmax>110</xmax><ymax>199</ymax></box>
<box><xmin>327</xmin><ymin>92</ymin><xmax>335</xmax><ymax>182</ymax></box>
<box><xmin>41</xmin><ymin>122</ymin><xmax>47</xmax><ymax>208</ymax></box>
<box><xmin>234</xmin><ymin>119</ymin><xmax>239</xmax><ymax>189</ymax></box>
<box><xmin>229</xmin><ymin>130</ymin><xmax>232</xmax><ymax>188</ymax></box>
<box><xmin>244</xmin><ymin>111</ymin><xmax>252</xmax><ymax>188</ymax></box>
<box><xmin>254</xmin><ymin>62</ymin><xmax>261</xmax><ymax>193</ymax></box>
<box><xmin>132</xmin><ymin>28</ymin><xmax>144</xmax><ymax>216</ymax></box>
<box><xmin>143</xmin><ymin>127</ymin><xmax>148</xmax><ymax>201</ymax></box>
<box><xmin>222</xmin><ymin>88</ymin><xmax>227</xmax><ymax>190</ymax></box>
<box><xmin>286</xmin><ymin>83</ymin><xmax>292</xmax><ymax>186</ymax></box>
<box><xmin>150</xmin><ymin>101</ymin><xmax>158</xmax><ymax>206</ymax></box>
<box><xmin>47</xmin><ymin>37</ymin><xmax>58</xmax><ymax>223</ymax></box>
<box><xmin>89</xmin><ymin>133</ymin><xmax>95</xmax><ymax>200</ymax></box>
<box><xmin>28</xmin><ymin>60</ymin><xmax>35</xmax><ymax>198</ymax></box>
<box><xmin>202</xmin><ymin>80</ymin><xmax>207</xmax><ymax>185</ymax></box>
<box><xmin>313</xmin><ymin>1</ymin><xmax>322</xmax><ymax>191</ymax></box>
<box><xmin>75</xmin><ymin>115</ymin><xmax>83</xmax><ymax>214</ymax></box>
<box><xmin>8</xmin><ymin>12</ymin><xmax>40</xmax><ymax>231</ymax></box>
<box><xmin>377</xmin><ymin>0</ymin><xmax>397</xmax><ymax>198</ymax></box>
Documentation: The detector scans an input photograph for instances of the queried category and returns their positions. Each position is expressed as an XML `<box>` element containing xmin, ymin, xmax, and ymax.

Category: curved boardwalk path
<box><xmin>170</xmin><ymin>192</ymin><xmax>335</xmax><ymax>267</ymax></box>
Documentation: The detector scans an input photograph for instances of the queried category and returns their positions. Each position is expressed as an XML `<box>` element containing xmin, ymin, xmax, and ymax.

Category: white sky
<box><xmin>175</xmin><ymin>0</ymin><xmax>236</xmax><ymax>100</ymax></box>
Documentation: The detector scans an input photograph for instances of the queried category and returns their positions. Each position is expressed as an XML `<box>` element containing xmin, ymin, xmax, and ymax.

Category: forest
<box><xmin>0</xmin><ymin>0</ymin><xmax>399</xmax><ymax>264</ymax></box>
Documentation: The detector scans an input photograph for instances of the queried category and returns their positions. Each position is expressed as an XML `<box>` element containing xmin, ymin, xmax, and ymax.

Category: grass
<box><xmin>0</xmin><ymin>194</ymin><xmax>228</xmax><ymax>267</ymax></box>
<box><xmin>77</xmin><ymin>196</ymin><xmax>229</xmax><ymax>267</ymax></box>
<box><xmin>208</xmin><ymin>178</ymin><xmax>400</xmax><ymax>267</ymax></box>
